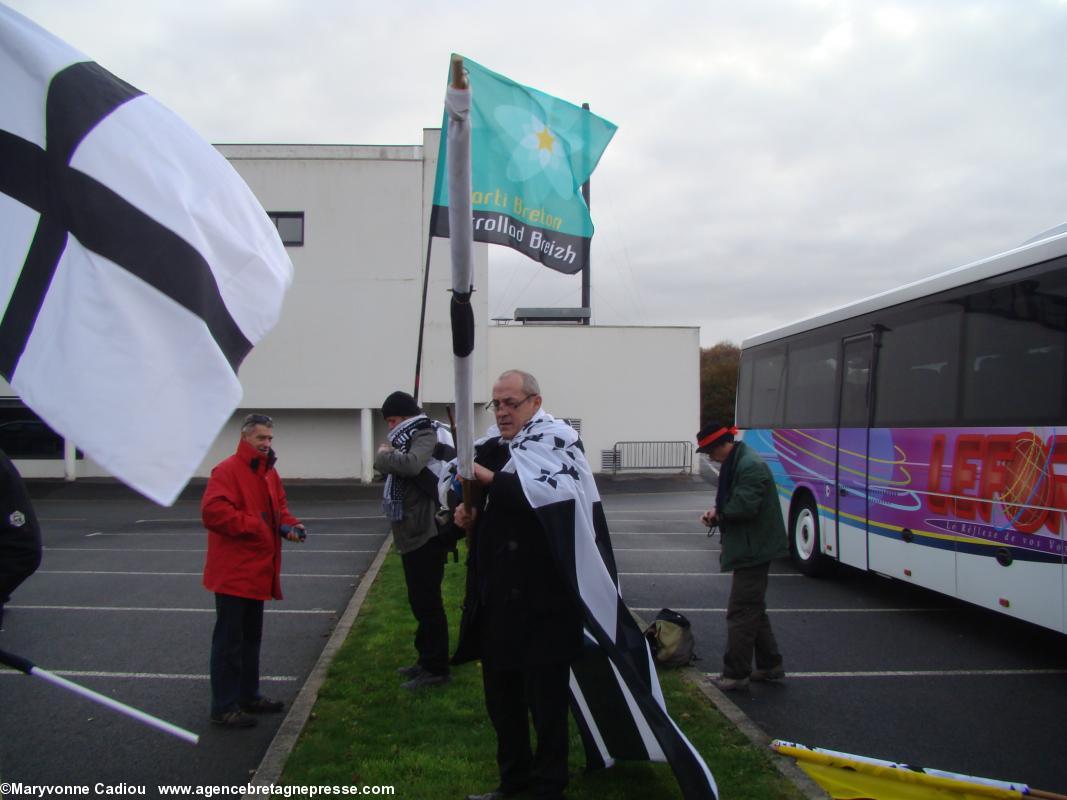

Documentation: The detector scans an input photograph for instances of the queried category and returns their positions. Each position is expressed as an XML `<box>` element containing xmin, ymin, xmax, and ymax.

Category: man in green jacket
<box><xmin>698</xmin><ymin>421</ymin><xmax>789</xmax><ymax>691</ymax></box>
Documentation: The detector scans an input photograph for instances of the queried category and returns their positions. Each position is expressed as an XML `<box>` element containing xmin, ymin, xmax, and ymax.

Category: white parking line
<box><xmin>134</xmin><ymin>515</ymin><xmax>386</xmax><ymax>523</ymax></box>
<box><xmin>632</xmin><ymin>606</ymin><xmax>945</xmax><ymax>614</ymax></box>
<box><xmin>614</xmin><ymin>548</ymin><xmax>717</xmax><ymax>553</ymax></box>
<box><xmin>37</xmin><ymin>570</ymin><xmax>356</xmax><ymax>578</ymax></box>
<box><xmin>84</xmin><ymin>532</ymin><xmax>384</xmax><ymax>537</ymax></box>
<box><xmin>43</xmin><ymin>547</ymin><xmax>378</xmax><ymax>554</ymax></box>
<box><xmin>619</xmin><ymin>572</ymin><xmax>801</xmax><ymax>577</ymax></box>
<box><xmin>614</xmin><ymin>533</ymin><xmax>712</xmax><ymax>539</ymax></box>
<box><xmin>731</xmin><ymin>668</ymin><xmax>1067</xmax><ymax>679</ymax></box>
<box><xmin>0</xmin><ymin>669</ymin><xmax>298</xmax><ymax>681</ymax></box>
<box><xmin>7</xmin><ymin>604</ymin><xmax>336</xmax><ymax>614</ymax></box>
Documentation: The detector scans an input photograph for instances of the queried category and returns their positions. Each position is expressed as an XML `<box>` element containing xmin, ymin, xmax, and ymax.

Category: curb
<box><xmin>684</xmin><ymin>669</ymin><xmax>829</xmax><ymax>800</ymax></box>
<box><xmin>242</xmin><ymin>532</ymin><xmax>394</xmax><ymax>797</ymax></box>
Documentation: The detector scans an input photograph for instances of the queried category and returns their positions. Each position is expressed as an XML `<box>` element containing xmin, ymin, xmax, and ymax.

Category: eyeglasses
<box><xmin>243</xmin><ymin>413</ymin><xmax>273</xmax><ymax>426</ymax></box>
<box><xmin>485</xmin><ymin>394</ymin><xmax>535</xmax><ymax>412</ymax></box>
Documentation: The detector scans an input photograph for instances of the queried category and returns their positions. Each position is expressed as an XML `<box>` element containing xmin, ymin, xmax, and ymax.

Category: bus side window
<box><xmin>962</xmin><ymin>273</ymin><xmax>1067</xmax><ymax>424</ymax></box>
<box><xmin>965</xmin><ymin>355</ymin><xmax>1016</xmax><ymax>421</ymax></box>
<box><xmin>874</xmin><ymin>307</ymin><xmax>961</xmax><ymax>427</ymax></box>
<box><xmin>749</xmin><ymin>349</ymin><xmax>786</xmax><ymax>428</ymax></box>
<box><xmin>1023</xmin><ymin>346</ymin><xmax>1065</xmax><ymax>420</ymax></box>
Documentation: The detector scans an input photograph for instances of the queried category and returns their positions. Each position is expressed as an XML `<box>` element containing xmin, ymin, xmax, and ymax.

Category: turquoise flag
<box><xmin>430</xmin><ymin>56</ymin><xmax>617</xmax><ymax>275</ymax></box>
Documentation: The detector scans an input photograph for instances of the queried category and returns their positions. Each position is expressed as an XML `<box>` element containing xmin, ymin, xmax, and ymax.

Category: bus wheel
<box><xmin>791</xmin><ymin>496</ymin><xmax>825</xmax><ymax>577</ymax></box>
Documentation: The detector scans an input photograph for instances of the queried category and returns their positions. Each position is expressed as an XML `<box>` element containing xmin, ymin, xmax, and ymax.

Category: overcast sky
<box><xmin>9</xmin><ymin>0</ymin><xmax>1067</xmax><ymax>346</ymax></box>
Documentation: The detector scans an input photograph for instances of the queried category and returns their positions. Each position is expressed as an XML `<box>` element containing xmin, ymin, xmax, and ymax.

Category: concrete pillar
<box><xmin>360</xmin><ymin>407</ymin><xmax>374</xmax><ymax>484</ymax></box>
<box><xmin>63</xmin><ymin>438</ymin><xmax>77</xmax><ymax>481</ymax></box>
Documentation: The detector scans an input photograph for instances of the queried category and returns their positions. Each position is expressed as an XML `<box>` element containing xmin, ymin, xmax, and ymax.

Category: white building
<box><xmin>1</xmin><ymin>131</ymin><xmax>700</xmax><ymax>487</ymax></box>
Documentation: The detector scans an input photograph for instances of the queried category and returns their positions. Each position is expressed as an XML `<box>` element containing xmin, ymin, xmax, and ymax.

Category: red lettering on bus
<box><xmin>926</xmin><ymin>434</ymin><xmax>949</xmax><ymax>514</ymax></box>
<box><xmin>1046</xmin><ymin>435</ymin><xmax>1067</xmax><ymax>536</ymax></box>
<box><xmin>1002</xmin><ymin>432</ymin><xmax>1050</xmax><ymax>534</ymax></box>
<box><xmin>951</xmin><ymin>435</ymin><xmax>984</xmax><ymax>519</ymax></box>
<box><xmin>978</xmin><ymin>435</ymin><xmax>1015</xmax><ymax>523</ymax></box>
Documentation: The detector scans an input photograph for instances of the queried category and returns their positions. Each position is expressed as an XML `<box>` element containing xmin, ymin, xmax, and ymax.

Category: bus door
<box><xmin>836</xmin><ymin>335</ymin><xmax>873</xmax><ymax>570</ymax></box>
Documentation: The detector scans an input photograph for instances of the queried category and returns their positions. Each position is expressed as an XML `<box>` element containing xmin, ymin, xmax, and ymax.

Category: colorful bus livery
<box><xmin>926</xmin><ymin>431</ymin><xmax>1067</xmax><ymax>538</ymax></box>
<box><xmin>737</xmin><ymin>230</ymin><xmax>1067</xmax><ymax>632</ymax></box>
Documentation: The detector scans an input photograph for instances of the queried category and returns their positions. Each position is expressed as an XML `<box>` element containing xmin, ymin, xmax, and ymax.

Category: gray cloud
<box><xmin>9</xmin><ymin>0</ymin><xmax>1067</xmax><ymax>346</ymax></box>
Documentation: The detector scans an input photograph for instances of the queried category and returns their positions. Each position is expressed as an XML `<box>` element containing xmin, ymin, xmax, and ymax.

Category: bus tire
<box><xmin>790</xmin><ymin>495</ymin><xmax>826</xmax><ymax>577</ymax></box>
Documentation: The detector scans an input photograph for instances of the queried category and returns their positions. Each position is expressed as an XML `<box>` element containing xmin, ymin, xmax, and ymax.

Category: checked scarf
<box><xmin>383</xmin><ymin>415</ymin><xmax>454</xmax><ymax>521</ymax></box>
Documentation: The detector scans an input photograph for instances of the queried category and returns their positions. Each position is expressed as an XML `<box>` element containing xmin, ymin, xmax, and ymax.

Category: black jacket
<box><xmin>0</xmin><ymin>449</ymin><xmax>42</xmax><ymax>626</ymax></box>
<box><xmin>454</xmin><ymin>437</ymin><xmax>583</xmax><ymax>669</ymax></box>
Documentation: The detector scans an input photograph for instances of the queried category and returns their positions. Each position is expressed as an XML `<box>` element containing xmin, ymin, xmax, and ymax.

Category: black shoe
<box><xmin>240</xmin><ymin>696</ymin><xmax>284</xmax><ymax>713</ymax></box>
<box><xmin>210</xmin><ymin>709</ymin><xmax>257</xmax><ymax>728</ymax></box>
<box><xmin>396</xmin><ymin>664</ymin><xmax>423</xmax><ymax>679</ymax></box>
<box><xmin>402</xmin><ymin>671</ymin><xmax>451</xmax><ymax>690</ymax></box>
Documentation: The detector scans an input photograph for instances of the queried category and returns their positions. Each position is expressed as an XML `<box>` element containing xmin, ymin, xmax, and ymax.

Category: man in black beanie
<box><xmin>697</xmin><ymin>421</ymin><xmax>788</xmax><ymax>691</ymax></box>
<box><xmin>375</xmin><ymin>391</ymin><xmax>455</xmax><ymax>690</ymax></box>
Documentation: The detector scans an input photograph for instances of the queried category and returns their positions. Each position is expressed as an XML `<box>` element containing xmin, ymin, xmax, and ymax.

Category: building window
<box><xmin>268</xmin><ymin>212</ymin><xmax>304</xmax><ymax>246</ymax></box>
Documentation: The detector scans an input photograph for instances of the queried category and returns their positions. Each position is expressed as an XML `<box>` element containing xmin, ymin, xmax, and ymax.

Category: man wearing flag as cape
<box><xmin>435</xmin><ymin>56</ymin><xmax>717</xmax><ymax>800</ymax></box>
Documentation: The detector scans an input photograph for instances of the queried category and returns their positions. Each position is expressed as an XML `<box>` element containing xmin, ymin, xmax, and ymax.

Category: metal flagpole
<box><xmin>0</xmin><ymin>648</ymin><xmax>199</xmax><ymax>744</ymax></box>
<box><xmin>581</xmin><ymin>102</ymin><xmax>591</xmax><ymax>324</ymax></box>
<box><xmin>412</xmin><ymin>234</ymin><xmax>434</xmax><ymax>400</ymax></box>
<box><xmin>444</xmin><ymin>54</ymin><xmax>476</xmax><ymax>508</ymax></box>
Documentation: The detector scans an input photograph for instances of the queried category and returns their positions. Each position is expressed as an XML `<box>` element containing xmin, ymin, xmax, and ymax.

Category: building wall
<box><xmin>488</xmin><ymin>325</ymin><xmax>700</xmax><ymax>466</ymax></box>
<box><xmin>218</xmin><ymin>138</ymin><xmax>490</xmax><ymax>410</ymax></box>
<box><xmin>2</xmin><ymin>136</ymin><xmax>701</xmax><ymax>487</ymax></box>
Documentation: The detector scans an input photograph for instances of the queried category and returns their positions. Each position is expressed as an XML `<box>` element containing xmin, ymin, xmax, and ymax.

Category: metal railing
<box><xmin>608</xmin><ymin>441</ymin><xmax>694</xmax><ymax>476</ymax></box>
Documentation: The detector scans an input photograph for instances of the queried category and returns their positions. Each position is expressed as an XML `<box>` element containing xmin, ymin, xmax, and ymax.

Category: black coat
<box><xmin>0</xmin><ymin>449</ymin><xmax>42</xmax><ymax>625</ymax></box>
<box><xmin>452</xmin><ymin>437</ymin><xmax>583</xmax><ymax>669</ymax></box>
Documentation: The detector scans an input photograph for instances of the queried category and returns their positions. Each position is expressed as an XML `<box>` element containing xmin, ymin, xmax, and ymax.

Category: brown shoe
<box><xmin>751</xmin><ymin>667</ymin><xmax>786</xmax><ymax>682</ymax></box>
<box><xmin>240</xmin><ymin>696</ymin><xmax>284</xmax><ymax>713</ymax></box>
<box><xmin>709</xmin><ymin>674</ymin><xmax>749</xmax><ymax>692</ymax></box>
<box><xmin>210</xmin><ymin>709</ymin><xmax>257</xmax><ymax>728</ymax></box>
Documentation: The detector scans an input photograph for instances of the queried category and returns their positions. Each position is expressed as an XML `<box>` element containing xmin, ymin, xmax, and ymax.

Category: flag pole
<box><xmin>0</xmin><ymin>648</ymin><xmax>199</xmax><ymax>745</ymax></box>
<box><xmin>581</xmin><ymin>102</ymin><xmax>591</xmax><ymax>325</ymax></box>
<box><xmin>444</xmin><ymin>54</ymin><xmax>476</xmax><ymax>512</ymax></box>
<box><xmin>412</xmin><ymin>234</ymin><xmax>433</xmax><ymax>400</ymax></box>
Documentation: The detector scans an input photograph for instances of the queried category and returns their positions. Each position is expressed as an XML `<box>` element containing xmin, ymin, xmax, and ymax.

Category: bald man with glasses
<box><xmin>453</xmin><ymin>370</ymin><xmax>584</xmax><ymax>800</ymax></box>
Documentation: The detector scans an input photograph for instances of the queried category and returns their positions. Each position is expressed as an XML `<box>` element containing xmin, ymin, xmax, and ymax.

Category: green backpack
<box><xmin>644</xmin><ymin>608</ymin><xmax>696</xmax><ymax>668</ymax></box>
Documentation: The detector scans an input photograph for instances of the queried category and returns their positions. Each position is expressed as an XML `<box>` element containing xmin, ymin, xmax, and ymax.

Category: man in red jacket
<box><xmin>202</xmin><ymin>413</ymin><xmax>305</xmax><ymax>728</ymax></box>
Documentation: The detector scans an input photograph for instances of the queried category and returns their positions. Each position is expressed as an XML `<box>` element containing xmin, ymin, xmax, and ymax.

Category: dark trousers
<box><xmin>400</xmin><ymin>536</ymin><xmax>449</xmax><ymax>676</ymax></box>
<box><xmin>210</xmin><ymin>593</ymin><xmax>264</xmax><ymax>715</ymax></box>
<box><xmin>482</xmin><ymin>659</ymin><xmax>571</xmax><ymax>800</ymax></box>
<box><xmin>723</xmin><ymin>562</ymin><xmax>782</xmax><ymax>679</ymax></box>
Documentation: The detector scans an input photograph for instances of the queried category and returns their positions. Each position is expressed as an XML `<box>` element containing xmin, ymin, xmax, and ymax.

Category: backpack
<box><xmin>644</xmin><ymin>608</ymin><xmax>696</xmax><ymax>668</ymax></box>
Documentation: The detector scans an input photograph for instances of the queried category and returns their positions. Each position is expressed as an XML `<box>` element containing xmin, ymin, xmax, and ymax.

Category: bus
<box><xmin>736</xmin><ymin>230</ymin><xmax>1067</xmax><ymax>632</ymax></box>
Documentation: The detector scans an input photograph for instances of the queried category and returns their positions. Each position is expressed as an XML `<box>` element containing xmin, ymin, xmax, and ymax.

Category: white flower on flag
<box><xmin>494</xmin><ymin>106</ymin><xmax>585</xmax><ymax>201</ymax></box>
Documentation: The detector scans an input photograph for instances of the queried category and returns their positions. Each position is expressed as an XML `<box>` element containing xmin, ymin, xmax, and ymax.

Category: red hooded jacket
<box><xmin>202</xmin><ymin>439</ymin><xmax>300</xmax><ymax>601</ymax></box>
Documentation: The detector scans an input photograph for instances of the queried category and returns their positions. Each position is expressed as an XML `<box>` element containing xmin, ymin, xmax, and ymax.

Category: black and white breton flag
<box><xmin>0</xmin><ymin>6</ymin><xmax>292</xmax><ymax>505</ymax></box>
<box><xmin>454</xmin><ymin>410</ymin><xmax>719</xmax><ymax>800</ymax></box>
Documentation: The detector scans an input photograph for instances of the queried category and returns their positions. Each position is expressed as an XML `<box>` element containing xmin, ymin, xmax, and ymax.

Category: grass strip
<box><xmin>281</xmin><ymin>548</ymin><xmax>805</xmax><ymax>799</ymax></box>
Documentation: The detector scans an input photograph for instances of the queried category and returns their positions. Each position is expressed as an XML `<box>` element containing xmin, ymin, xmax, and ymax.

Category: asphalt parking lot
<box><xmin>4</xmin><ymin>475</ymin><xmax>1067</xmax><ymax>796</ymax></box>
<box><xmin>604</xmin><ymin>481</ymin><xmax>1067</xmax><ymax>795</ymax></box>
<box><xmin>0</xmin><ymin>481</ymin><xmax>389</xmax><ymax>792</ymax></box>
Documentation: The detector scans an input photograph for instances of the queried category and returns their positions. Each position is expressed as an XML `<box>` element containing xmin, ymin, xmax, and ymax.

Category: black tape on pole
<box><xmin>0</xmin><ymin>647</ymin><xmax>36</xmax><ymax>674</ymax></box>
<box><xmin>451</xmin><ymin>290</ymin><xmax>475</xmax><ymax>358</ymax></box>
